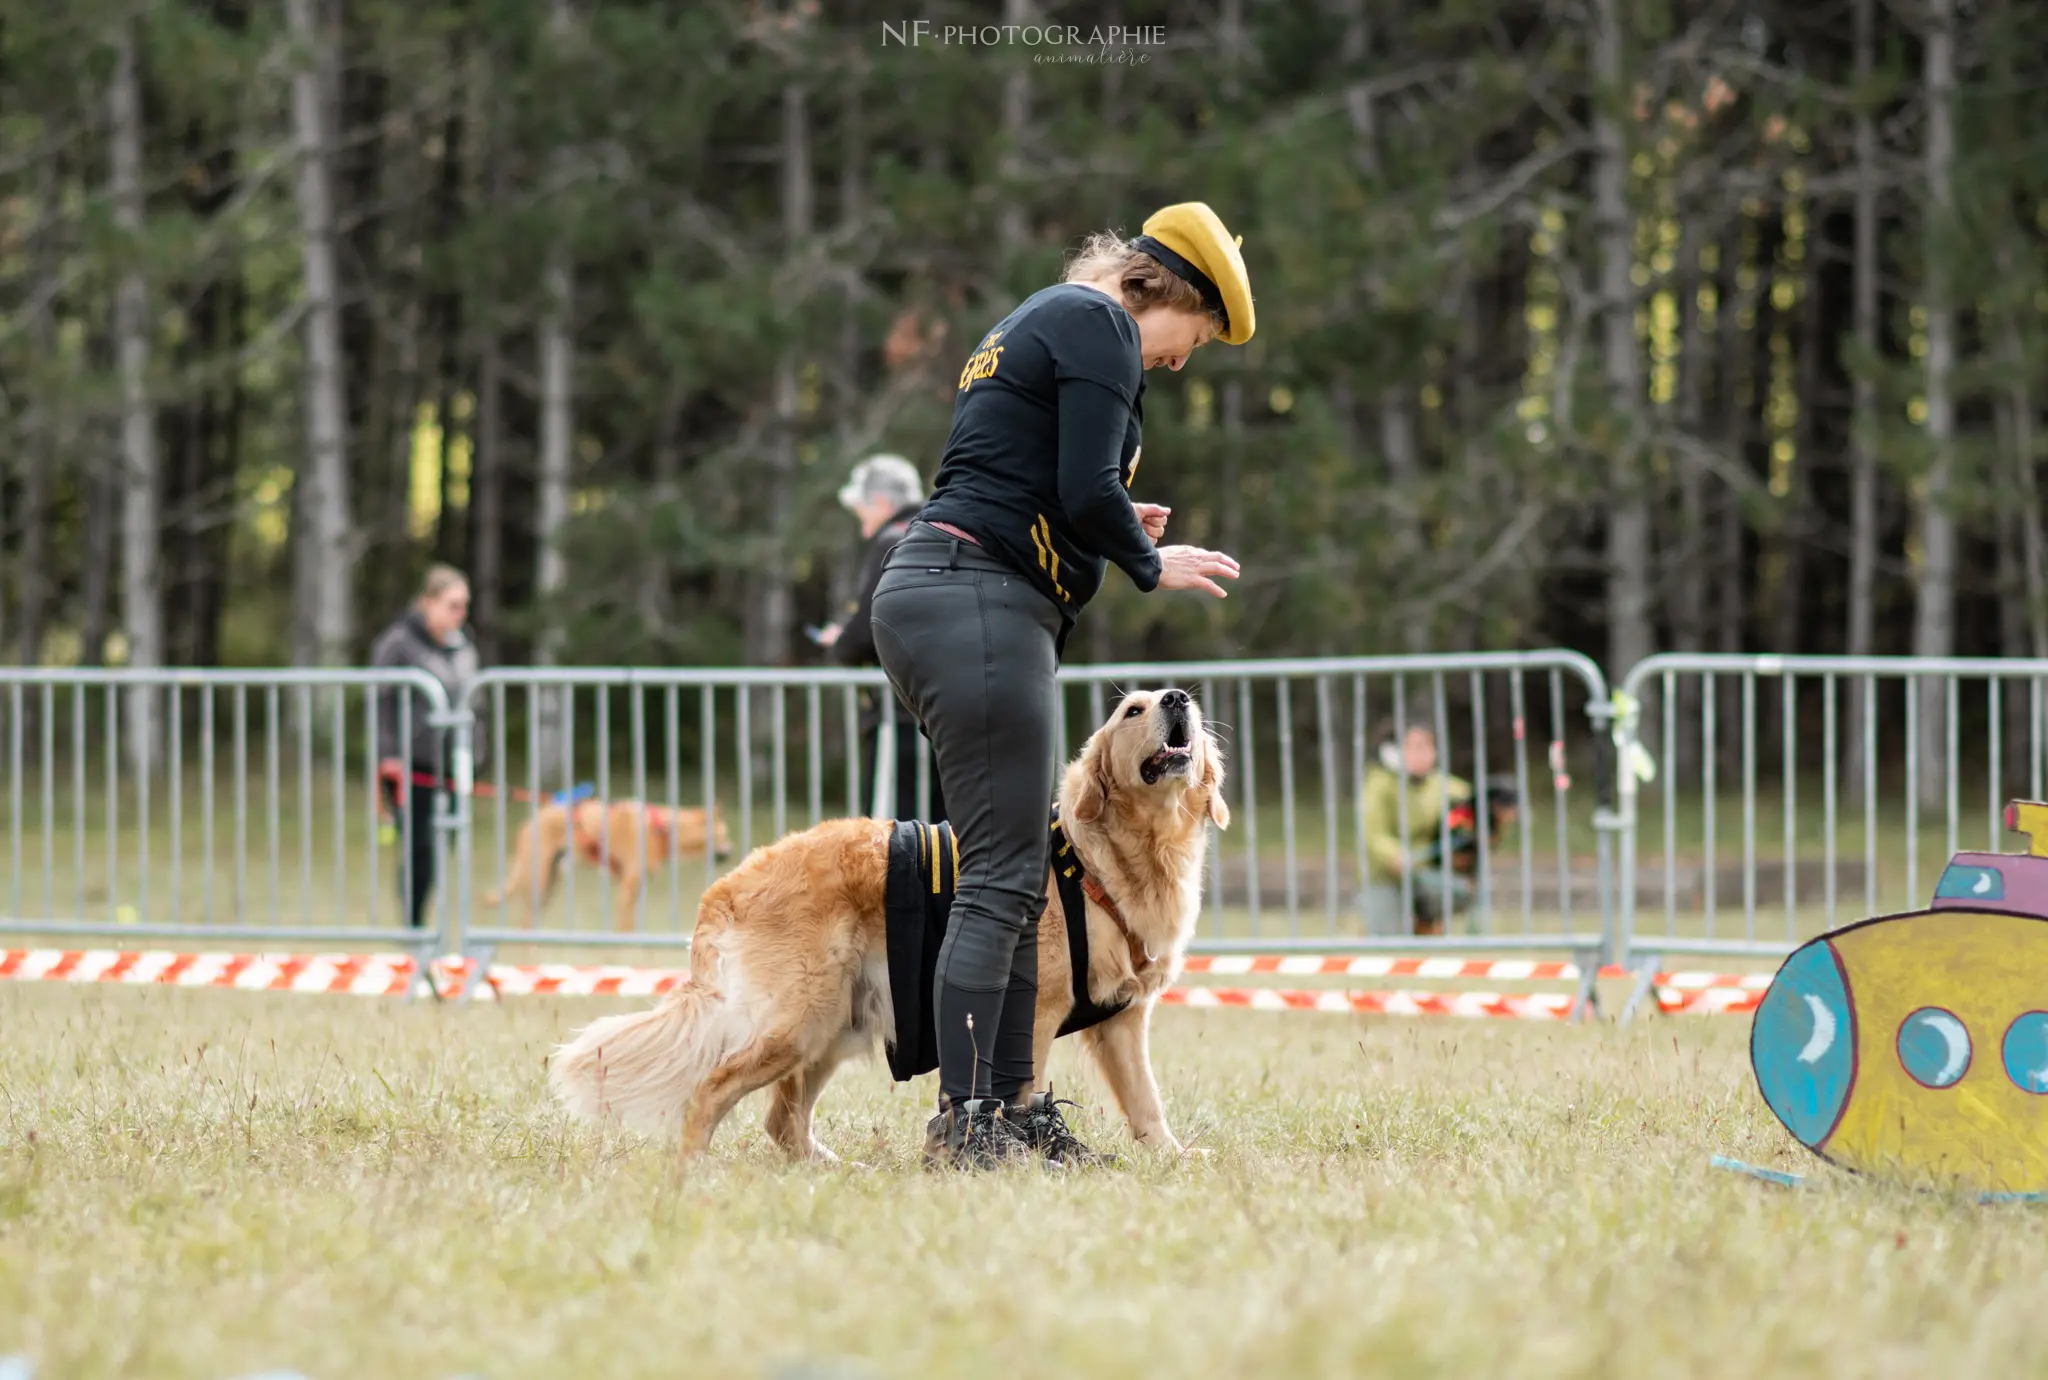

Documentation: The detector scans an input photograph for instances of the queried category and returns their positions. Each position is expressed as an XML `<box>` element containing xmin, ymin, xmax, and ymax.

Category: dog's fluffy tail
<box><xmin>548</xmin><ymin>975</ymin><xmax>751</xmax><ymax>1139</ymax></box>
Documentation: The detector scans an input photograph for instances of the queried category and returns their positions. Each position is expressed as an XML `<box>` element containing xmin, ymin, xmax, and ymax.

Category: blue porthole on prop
<box><xmin>1752</xmin><ymin>941</ymin><xmax>1856</xmax><ymax>1146</ymax></box>
<box><xmin>2002</xmin><ymin>1012</ymin><xmax>2048</xmax><ymax>1095</ymax></box>
<box><xmin>1897</xmin><ymin>1007</ymin><xmax>1972</xmax><ymax>1090</ymax></box>
<box><xmin>1933</xmin><ymin>864</ymin><xmax>2005</xmax><ymax>902</ymax></box>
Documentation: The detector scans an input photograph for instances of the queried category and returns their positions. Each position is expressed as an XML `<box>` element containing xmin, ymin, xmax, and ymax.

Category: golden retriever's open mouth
<box><xmin>1141</xmin><ymin>716</ymin><xmax>1195</xmax><ymax>784</ymax></box>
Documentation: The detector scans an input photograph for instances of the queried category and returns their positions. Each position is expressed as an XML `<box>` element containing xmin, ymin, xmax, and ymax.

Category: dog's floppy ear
<box><xmin>1072</xmin><ymin>735</ymin><xmax>1112</xmax><ymax>824</ymax></box>
<box><xmin>1200</xmin><ymin>737</ymin><xmax>1230</xmax><ymax>830</ymax></box>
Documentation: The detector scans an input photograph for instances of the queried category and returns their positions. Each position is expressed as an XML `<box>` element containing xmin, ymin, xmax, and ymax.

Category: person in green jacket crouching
<box><xmin>1361</xmin><ymin>710</ymin><xmax>1473</xmax><ymax>936</ymax></box>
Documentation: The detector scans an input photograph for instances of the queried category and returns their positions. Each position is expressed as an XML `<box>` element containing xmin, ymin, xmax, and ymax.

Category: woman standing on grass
<box><xmin>868</xmin><ymin>202</ymin><xmax>1253</xmax><ymax>1167</ymax></box>
<box><xmin>372</xmin><ymin>565</ymin><xmax>483</xmax><ymax>930</ymax></box>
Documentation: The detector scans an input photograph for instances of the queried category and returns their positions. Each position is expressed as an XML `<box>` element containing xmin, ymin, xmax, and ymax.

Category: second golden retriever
<box><xmin>482</xmin><ymin>799</ymin><xmax>735</xmax><ymax>932</ymax></box>
<box><xmin>548</xmin><ymin>688</ymin><xmax>1226</xmax><ymax>1160</ymax></box>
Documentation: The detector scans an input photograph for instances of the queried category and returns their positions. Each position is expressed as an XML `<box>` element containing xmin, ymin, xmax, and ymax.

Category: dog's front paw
<box><xmin>1131</xmin><ymin>1127</ymin><xmax>1184</xmax><ymax>1155</ymax></box>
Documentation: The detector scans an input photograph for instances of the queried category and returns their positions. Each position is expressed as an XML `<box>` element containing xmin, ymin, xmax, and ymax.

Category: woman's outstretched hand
<box><xmin>1132</xmin><ymin>502</ymin><xmax>1171</xmax><ymax>543</ymax></box>
<box><xmin>1155</xmin><ymin>545</ymin><xmax>1241</xmax><ymax>598</ymax></box>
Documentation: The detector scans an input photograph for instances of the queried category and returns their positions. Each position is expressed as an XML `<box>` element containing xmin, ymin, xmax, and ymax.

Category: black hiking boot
<box><xmin>1009</xmin><ymin>1091</ymin><xmax>1114</xmax><ymax>1168</ymax></box>
<box><xmin>922</xmin><ymin>1097</ymin><xmax>1031</xmax><ymax>1170</ymax></box>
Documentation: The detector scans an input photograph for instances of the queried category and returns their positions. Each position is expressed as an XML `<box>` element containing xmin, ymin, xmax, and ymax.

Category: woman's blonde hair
<box><xmin>1064</xmin><ymin>231</ymin><xmax>1219</xmax><ymax>320</ymax></box>
<box><xmin>419</xmin><ymin>564</ymin><xmax>469</xmax><ymax>604</ymax></box>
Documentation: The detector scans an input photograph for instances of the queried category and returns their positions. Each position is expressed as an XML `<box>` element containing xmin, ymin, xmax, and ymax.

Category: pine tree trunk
<box><xmin>1339</xmin><ymin>0</ymin><xmax>1424</xmax><ymax>651</ymax></box>
<box><xmin>1714</xmin><ymin>224</ymin><xmax>1751</xmax><ymax>781</ymax></box>
<box><xmin>1912</xmin><ymin>0</ymin><xmax>1958</xmax><ymax>811</ymax></box>
<box><xmin>200</xmin><ymin>275</ymin><xmax>244</xmax><ymax>668</ymax></box>
<box><xmin>531</xmin><ymin>247</ymin><xmax>573</xmax><ymax>765</ymax></box>
<box><xmin>834</xmin><ymin>64</ymin><xmax>865</xmax><ymax>431</ymax></box>
<box><xmin>640</xmin><ymin>388</ymin><xmax>683</xmax><ymax>638</ymax></box>
<box><xmin>1995</xmin><ymin>394</ymin><xmax>2025</xmax><ymax>677</ymax></box>
<box><xmin>746</xmin><ymin>71</ymin><xmax>810</xmax><ymax>675</ymax></box>
<box><xmin>1844</xmin><ymin>0</ymin><xmax>1882</xmax><ymax>803</ymax></box>
<box><xmin>1220</xmin><ymin>376</ymin><xmax>1245</xmax><ymax>659</ymax></box>
<box><xmin>388</xmin><ymin>273</ymin><xmax>425</xmax><ymax>609</ymax></box>
<box><xmin>290</xmin><ymin>443</ymin><xmax>316</xmax><ymax>667</ymax></box>
<box><xmin>534</xmin><ymin>0</ymin><xmax>579</xmax><ymax>676</ymax></box>
<box><xmin>1769</xmin><ymin>250</ymin><xmax>1824</xmax><ymax>660</ymax></box>
<box><xmin>166</xmin><ymin>289</ymin><xmax>208</xmax><ymax>666</ymax></box>
<box><xmin>1989</xmin><ymin>4</ymin><xmax>2048</xmax><ymax>666</ymax></box>
<box><xmin>111</xmin><ymin>18</ymin><xmax>162</xmax><ymax>769</ymax></box>
<box><xmin>81</xmin><ymin>444</ymin><xmax>116</xmax><ymax>669</ymax></box>
<box><xmin>535</xmin><ymin>250</ymin><xmax>573</xmax><ymax>667</ymax></box>
<box><xmin>2005</xmin><ymin>313</ymin><xmax>2047</xmax><ymax>659</ymax></box>
<box><xmin>997</xmin><ymin>0</ymin><xmax>1030</xmax><ymax>258</ymax></box>
<box><xmin>1592</xmin><ymin>0</ymin><xmax>1654</xmax><ymax>680</ymax></box>
<box><xmin>1378</xmin><ymin>392</ymin><xmax>1425</xmax><ymax>650</ymax></box>
<box><xmin>366</xmin><ymin>108</ymin><xmax>422</xmax><ymax>622</ymax></box>
<box><xmin>473</xmin><ymin>331</ymin><xmax>504</xmax><ymax>664</ymax></box>
<box><xmin>471</xmin><ymin>63</ymin><xmax>506</xmax><ymax>666</ymax></box>
<box><xmin>15</xmin><ymin>150</ymin><xmax>59</xmax><ymax>666</ymax></box>
<box><xmin>430</xmin><ymin>70</ymin><xmax>467</xmax><ymax>570</ymax></box>
<box><xmin>1667</xmin><ymin>237</ymin><xmax>1710</xmax><ymax>783</ymax></box>
<box><xmin>286</xmin><ymin>0</ymin><xmax>354</xmax><ymax>665</ymax></box>
<box><xmin>338</xmin><ymin>34</ymin><xmax>390</xmax><ymax>624</ymax></box>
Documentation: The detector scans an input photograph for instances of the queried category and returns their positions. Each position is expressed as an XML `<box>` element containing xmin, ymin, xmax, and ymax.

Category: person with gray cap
<box><xmin>817</xmin><ymin>454</ymin><xmax>945</xmax><ymax>824</ymax></box>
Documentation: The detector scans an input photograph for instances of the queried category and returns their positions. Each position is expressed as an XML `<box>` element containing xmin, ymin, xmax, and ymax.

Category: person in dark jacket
<box><xmin>370</xmin><ymin>565</ymin><xmax>483</xmax><ymax>930</ymax></box>
<box><xmin>819</xmin><ymin>454</ymin><xmax>946</xmax><ymax>824</ymax></box>
<box><xmin>868</xmin><ymin>201</ymin><xmax>1252</xmax><ymax>1166</ymax></box>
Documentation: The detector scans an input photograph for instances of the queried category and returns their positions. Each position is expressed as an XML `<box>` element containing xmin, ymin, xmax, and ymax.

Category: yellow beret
<box><xmin>1135</xmin><ymin>202</ymin><xmax>1255</xmax><ymax>345</ymax></box>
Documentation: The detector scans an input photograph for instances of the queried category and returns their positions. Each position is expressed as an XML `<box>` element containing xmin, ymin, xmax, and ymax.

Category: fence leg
<box><xmin>457</xmin><ymin>941</ymin><xmax>499</xmax><ymax>1006</ymax></box>
<box><xmin>1570</xmin><ymin>945</ymin><xmax>1603</xmax><ymax>1022</ymax></box>
<box><xmin>1619</xmin><ymin>952</ymin><xmax>1663</xmax><ymax>1024</ymax></box>
<box><xmin>405</xmin><ymin>937</ymin><xmax>447</xmax><ymax>1004</ymax></box>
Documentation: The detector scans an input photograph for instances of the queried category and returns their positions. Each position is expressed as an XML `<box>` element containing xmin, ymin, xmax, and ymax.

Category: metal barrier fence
<box><xmin>0</xmin><ymin>668</ymin><xmax>460</xmax><ymax>968</ymax></box>
<box><xmin>1611</xmin><ymin>653</ymin><xmax>2048</xmax><ymax>1015</ymax></box>
<box><xmin>452</xmin><ymin>653</ymin><xmax>1618</xmax><ymax>1003</ymax></box>
<box><xmin>27</xmin><ymin>651</ymin><xmax>2048</xmax><ymax>1026</ymax></box>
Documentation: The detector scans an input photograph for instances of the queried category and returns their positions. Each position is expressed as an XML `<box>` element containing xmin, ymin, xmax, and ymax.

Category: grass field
<box><xmin>5</xmin><ymin>985</ymin><xmax>2048</xmax><ymax>1379</ymax></box>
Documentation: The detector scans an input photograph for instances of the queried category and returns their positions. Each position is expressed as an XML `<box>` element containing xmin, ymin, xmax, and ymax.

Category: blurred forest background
<box><xmin>3</xmin><ymin>0</ymin><xmax>2045</xmax><ymax>697</ymax></box>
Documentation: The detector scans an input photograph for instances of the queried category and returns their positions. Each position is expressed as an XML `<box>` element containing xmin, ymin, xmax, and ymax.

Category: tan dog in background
<box><xmin>549</xmin><ymin>688</ymin><xmax>1227</xmax><ymax>1159</ymax></box>
<box><xmin>482</xmin><ymin>799</ymin><xmax>735</xmax><ymax>932</ymax></box>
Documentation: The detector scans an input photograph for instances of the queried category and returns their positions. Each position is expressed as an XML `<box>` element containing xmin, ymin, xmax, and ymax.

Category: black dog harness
<box><xmin>883</xmin><ymin>808</ymin><xmax>1134</xmax><ymax>1082</ymax></box>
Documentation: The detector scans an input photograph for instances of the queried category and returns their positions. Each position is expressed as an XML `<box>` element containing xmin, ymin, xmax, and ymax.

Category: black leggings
<box><xmin>870</xmin><ymin>529</ymin><xmax>1062</xmax><ymax>1105</ymax></box>
<box><xmin>396</xmin><ymin>782</ymin><xmax>440</xmax><ymax>929</ymax></box>
<box><xmin>862</xmin><ymin>712</ymin><xmax>947</xmax><ymax>823</ymax></box>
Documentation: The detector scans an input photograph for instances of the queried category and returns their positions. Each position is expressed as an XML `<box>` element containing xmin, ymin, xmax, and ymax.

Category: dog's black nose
<box><xmin>1159</xmin><ymin>689</ymin><xmax>1190</xmax><ymax>710</ymax></box>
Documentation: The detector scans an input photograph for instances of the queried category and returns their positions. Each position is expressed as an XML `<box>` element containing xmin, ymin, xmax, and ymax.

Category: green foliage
<box><xmin>4</xmin><ymin>0</ymin><xmax>2048</xmax><ymax>673</ymax></box>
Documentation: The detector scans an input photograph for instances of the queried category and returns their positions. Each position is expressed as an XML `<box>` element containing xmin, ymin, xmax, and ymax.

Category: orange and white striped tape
<box><xmin>0</xmin><ymin>947</ymin><xmax>426</xmax><ymax>995</ymax></box>
<box><xmin>476</xmin><ymin>963</ymin><xmax>685</xmax><ymax>998</ymax></box>
<box><xmin>1183</xmin><ymin>954</ymin><xmax>1599</xmax><ymax>981</ymax></box>
<box><xmin>1162</xmin><ymin>986</ymin><xmax>1580</xmax><ymax>1019</ymax></box>
<box><xmin>1163</xmin><ymin>983</ymin><xmax>1759</xmax><ymax>1017</ymax></box>
<box><xmin>0</xmin><ymin>947</ymin><xmax>1765</xmax><ymax>1016</ymax></box>
<box><xmin>1181</xmin><ymin>954</ymin><xmax>1774</xmax><ymax>991</ymax></box>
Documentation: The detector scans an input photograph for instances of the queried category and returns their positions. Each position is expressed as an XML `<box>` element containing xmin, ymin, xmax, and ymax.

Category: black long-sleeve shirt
<box><xmin>916</xmin><ymin>284</ymin><xmax>1162</xmax><ymax>623</ymax></box>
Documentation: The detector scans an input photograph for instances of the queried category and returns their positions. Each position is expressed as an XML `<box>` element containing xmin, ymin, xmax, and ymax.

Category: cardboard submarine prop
<box><xmin>1752</xmin><ymin>800</ymin><xmax>2048</xmax><ymax>1194</ymax></box>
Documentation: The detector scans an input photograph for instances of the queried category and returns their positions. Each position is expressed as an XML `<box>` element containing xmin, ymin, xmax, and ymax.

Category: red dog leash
<box><xmin>376</xmin><ymin>763</ymin><xmax>563</xmax><ymax>810</ymax></box>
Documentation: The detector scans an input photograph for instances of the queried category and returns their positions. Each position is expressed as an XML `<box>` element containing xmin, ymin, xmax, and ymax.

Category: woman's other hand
<box><xmin>1132</xmin><ymin>502</ymin><xmax>1171</xmax><ymax>543</ymax></box>
<box><xmin>1155</xmin><ymin>545</ymin><xmax>1240</xmax><ymax>598</ymax></box>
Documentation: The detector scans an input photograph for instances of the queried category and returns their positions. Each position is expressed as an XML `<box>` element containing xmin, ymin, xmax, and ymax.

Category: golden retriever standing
<box><xmin>482</xmin><ymin>799</ymin><xmax>735</xmax><ymax>932</ymax></box>
<box><xmin>548</xmin><ymin>689</ymin><xmax>1226</xmax><ymax>1160</ymax></box>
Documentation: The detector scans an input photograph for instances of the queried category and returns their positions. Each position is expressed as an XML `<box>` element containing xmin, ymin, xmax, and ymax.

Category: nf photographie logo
<box><xmin>881</xmin><ymin>21</ymin><xmax>1166</xmax><ymax>63</ymax></box>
